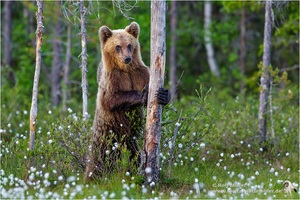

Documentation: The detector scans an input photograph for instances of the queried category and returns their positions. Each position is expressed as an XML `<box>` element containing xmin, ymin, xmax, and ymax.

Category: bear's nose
<box><xmin>124</xmin><ymin>57</ymin><xmax>132</xmax><ymax>64</ymax></box>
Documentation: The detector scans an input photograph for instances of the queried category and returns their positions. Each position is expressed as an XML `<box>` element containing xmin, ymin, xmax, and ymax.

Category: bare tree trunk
<box><xmin>169</xmin><ymin>0</ymin><xmax>177</xmax><ymax>100</ymax></box>
<box><xmin>62</xmin><ymin>24</ymin><xmax>72</xmax><ymax>111</ymax></box>
<box><xmin>23</xmin><ymin>1</ymin><xmax>35</xmax><ymax>47</ymax></box>
<box><xmin>80</xmin><ymin>0</ymin><xmax>89</xmax><ymax>120</ymax></box>
<box><xmin>51</xmin><ymin>3</ymin><xmax>63</xmax><ymax>107</ymax></box>
<box><xmin>143</xmin><ymin>0</ymin><xmax>166</xmax><ymax>185</ymax></box>
<box><xmin>204</xmin><ymin>1</ymin><xmax>220</xmax><ymax>77</ymax></box>
<box><xmin>3</xmin><ymin>1</ymin><xmax>15</xmax><ymax>85</ymax></box>
<box><xmin>239</xmin><ymin>7</ymin><xmax>246</xmax><ymax>92</ymax></box>
<box><xmin>259</xmin><ymin>0</ymin><xmax>272</xmax><ymax>144</ymax></box>
<box><xmin>28</xmin><ymin>0</ymin><xmax>44</xmax><ymax>170</ymax></box>
<box><xmin>3</xmin><ymin>1</ymin><xmax>12</xmax><ymax>67</ymax></box>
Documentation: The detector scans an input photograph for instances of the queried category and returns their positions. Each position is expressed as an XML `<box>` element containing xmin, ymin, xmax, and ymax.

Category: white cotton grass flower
<box><xmin>193</xmin><ymin>179</ymin><xmax>200</xmax><ymax>195</ymax></box>
<box><xmin>142</xmin><ymin>185</ymin><xmax>148</xmax><ymax>194</ymax></box>
<box><xmin>285</xmin><ymin>152</ymin><xmax>290</xmax><ymax>157</ymax></box>
<box><xmin>200</xmin><ymin>143</ymin><xmax>205</xmax><ymax>148</ymax></box>
<box><xmin>109</xmin><ymin>192</ymin><xmax>116</xmax><ymax>198</ymax></box>
<box><xmin>260</xmin><ymin>147</ymin><xmax>263</xmax><ymax>152</ymax></box>
<box><xmin>58</xmin><ymin>176</ymin><xmax>64</xmax><ymax>181</ymax></box>
<box><xmin>150</xmin><ymin>181</ymin><xmax>155</xmax><ymax>187</ymax></box>
<box><xmin>145</xmin><ymin>167</ymin><xmax>152</xmax><ymax>174</ymax></box>
<box><xmin>207</xmin><ymin>190</ymin><xmax>216</xmax><ymax>198</ymax></box>
<box><xmin>67</xmin><ymin>176</ymin><xmax>76</xmax><ymax>182</ymax></box>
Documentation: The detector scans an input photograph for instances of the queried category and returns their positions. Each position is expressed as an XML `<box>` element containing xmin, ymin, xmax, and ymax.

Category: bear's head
<box><xmin>99</xmin><ymin>22</ymin><xmax>141</xmax><ymax>70</ymax></box>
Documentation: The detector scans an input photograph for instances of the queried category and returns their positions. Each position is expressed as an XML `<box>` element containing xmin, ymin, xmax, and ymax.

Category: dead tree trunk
<box><xmin>62</xmin><ymin>24</ymin><xmax>71</xmax><ymax>111</ymax></box>
<box><xmin>3</xmin><ymin>1</ymin><xmax>14</xmax><ymax>85</ymax></box>
<box><xmin>3</xmin><ymin>1</ymin><xmax>12</xmax><ymax>67</ymax></box>
<box><xmin>143</xmin><ymin>0</ymin><xmax>166</xmax><ymax>185</ymax></box>
<box><xmin>169</xmin><ymin>0</ymin><xmax>177</xmax><ymax>100</ymax></box>
<box><xmin>239</xmin><ymin>7</ymin><xmax>246</xmax><ymax>92</ymax></box>
<box><xmin>28</xmin><ymin>0</ymin><xmax>44</xmax><ymax>169</ymax></box>
<box><xmin>80</xmin><ymin>0</ymin><xmax>88</xmax><ymax>120</ymax></box>
<box><xmin>204</xmin><ymin>1</ymin><xmax>220</xmax><ymax>77</ymax></box>
<box><xmin>51</xmin><ymin>4</ymin><xmax>63</xmax><ymax>107</ymax></box>
<box><xmin>259</xmin><ymin>0</ymin><xmax>272</xmax><ymax>144</ymax></box>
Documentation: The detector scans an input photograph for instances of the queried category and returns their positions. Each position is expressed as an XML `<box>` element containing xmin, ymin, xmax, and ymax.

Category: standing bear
<box><xmin>84</xmin><ymin>22</ymin><xmax>170</xmax><ymax>180</ymax></box>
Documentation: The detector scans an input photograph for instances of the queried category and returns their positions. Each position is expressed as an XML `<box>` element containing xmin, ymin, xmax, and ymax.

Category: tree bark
<box><xmin>3</xmin><ymin>1</ymin><xmax>12</xmax><ymax>67</ymax></box>
<box><xmin>51</xmin><ymin>3</ymin><xmax>63</xmax><ymax>107</ymax></box>
<box><xmin>259</xmin><ymin>0</ymin><xmax>272</xmax><ymax>143</ymax></box>
<box><xmin>62</xmin><ymin>24</ymin><xmax>72</xmax><ymax>111</ymax></box>
<box><xmin>204</xmin><ymin>1</ymin><xmax>220</xmax><ymax>77</ymax></box>
<box><xmin>80</xmin><ymin>0</ymin><xmax>89</xmax><ymax>120</ymax></box>
<box><xmin>169</xmin><ymin>0</ymin><xmax>177</xmax><ymax>100</ymax></box>
<box><xmin>143</xmin><ymin>0</ymin><xmax>166</xmax><ymax>185</ymax></box>
<box><xmin>29</xmin><ymin>0</ymin><xmax>44</xmax><ymax>166</ymax></box>
<box><xmin>239</xmin><ymin>7</ymin><xmax>246</xmax><ymax>92</ymax></box>
<box><xmin>3</xmin><ymin>1</ymin><xmax>14</xmax><ymax>85</ymax></box>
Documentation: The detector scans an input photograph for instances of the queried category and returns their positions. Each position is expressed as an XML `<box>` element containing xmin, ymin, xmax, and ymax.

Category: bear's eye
<box><xmin>116</xmin><ymin>45</ymin><xmax>121</xmax><ymax>52</ymax></box>
<box><xmin>127</xmin><ymin>44</ymin><xmax>132</xmax><ymax>52</ymax></box>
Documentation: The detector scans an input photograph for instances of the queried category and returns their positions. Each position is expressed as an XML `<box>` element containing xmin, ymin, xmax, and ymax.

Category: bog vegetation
<box><xmin>1</xmin><ymin>1</ymin><xmax>299</xmax><ymax>199</ymax></box>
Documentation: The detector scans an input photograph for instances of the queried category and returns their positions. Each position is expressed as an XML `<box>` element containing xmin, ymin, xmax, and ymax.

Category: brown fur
<box><xmin>85</xmin><ymin>22</ymin><xmax>149</xmax><ymax>180</ymax></box>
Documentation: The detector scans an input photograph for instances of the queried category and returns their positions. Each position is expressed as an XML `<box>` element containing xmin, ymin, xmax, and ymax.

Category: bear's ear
<box><xmin>125</xmin><ymin>22</ymin><xmax>139</xmax><ymax>39</ymax></box>
<box><xmin>99</xmin><ymin>26</ymin><xmax>113</xmax><ymax>44</ymax></box>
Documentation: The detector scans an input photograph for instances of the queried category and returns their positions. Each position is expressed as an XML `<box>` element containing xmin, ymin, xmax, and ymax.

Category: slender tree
<box><xmin>239</xmin><ymin>7</ymin><xmax>246</xmax><ymax>92</ymax></box>
<box><xmin>143</xmin><ymin>0</ymin><xmax>166</xmax><ymax>185</ymax></box>
<box><xmin>204</xmin><ymin>1</ymin><xmax>220</xmax><ymax>77</ymax></box>
<box><xmin>259</xmin><ymin>0</ymin><xmax>272</xmax><ymax>144</ymax></box>
<box><xmin>3</xmin><ymin>1</ymin><xmax>12</xmax><ymax>67</ymax></box>
<box><xmin>28</xmin><ymin>0</ymin><xmax>44</xmax><ymax>168</ymax></box>
<box><xmin>3</xmin><ymin>1</ymin><xmax>14</xmax><ymax>85</ymax></box>
<box><xmin>62</xmin><ymin>24</ymin><xmax>72</xmax><ymax>111</ymax></box>
<box><xmin>169</xmin><ymin>0</ymin><xmax>177</xmax><ymax>100</ymax></box>
<box><xmin>50</xmin><ymin>1</ymin><xmax>63</xmax><ymax>107</ymax></box>
<box><xmin>80</xmin><ymin>0</ymin><xmax>89</xmax><ymax>120</ymax></box>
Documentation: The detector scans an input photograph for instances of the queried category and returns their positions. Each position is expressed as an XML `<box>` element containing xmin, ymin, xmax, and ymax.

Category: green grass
<box><xmin>1</xmin><ymin>85</ymin><xmax>299</xmax><ymax>199</ymax></box>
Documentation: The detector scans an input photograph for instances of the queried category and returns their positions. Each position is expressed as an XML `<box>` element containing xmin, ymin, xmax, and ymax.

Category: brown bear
<box><xmin>84</xmin><ymin>22</ymin><xmax>170</xmax><ymax>180</ymax></box>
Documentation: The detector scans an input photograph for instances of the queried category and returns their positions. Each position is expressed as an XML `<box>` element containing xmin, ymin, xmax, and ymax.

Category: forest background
<box><xmin>0</xmin><ymin>1</ymin><xmax>299</xmax><ymax>199</ymax></box>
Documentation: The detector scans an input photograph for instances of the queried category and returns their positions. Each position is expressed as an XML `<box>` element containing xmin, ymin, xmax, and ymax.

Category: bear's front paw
<box><xmin>156</xmin><ymin>87</ymin><xmax>171</xmax><ymax>105</ymax></box>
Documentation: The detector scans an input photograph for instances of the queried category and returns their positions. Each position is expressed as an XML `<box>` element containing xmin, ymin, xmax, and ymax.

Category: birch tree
<box><xmin>204</xmin><ymin>1</ymin><xmax>220</xmax><ymax>77</ymax></box>
<box><xmin>143</xmin><ymin>0</ymin><xmax>166</xmax><ymax>185</ymax></box>
<box><xmin>28</xmin><ymin>0</ymin><xmax>44</xmax><ymax>166</ymax></box>
<box><xmin>259</xmin><ymin>0</ymin><xmax>272</xmax><ymax>144</ymax></box>
<box><xmin>80</xmin><ymin>0</ymin><xmax>89</xmax><ymax>120</ymax></box>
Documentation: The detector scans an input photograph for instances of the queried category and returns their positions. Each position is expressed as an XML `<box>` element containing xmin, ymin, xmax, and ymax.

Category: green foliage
<box><xmin>1</xmin><ymin>82</ymin><xmax>299</xmax><ymax>198</ymax></box>
<box><xmin>1</xmin><ymin>1</ymin><xmax>299</xmax><ymax>199</ymax></box>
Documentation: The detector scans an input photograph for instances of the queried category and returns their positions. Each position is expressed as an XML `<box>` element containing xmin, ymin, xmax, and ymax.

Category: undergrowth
<box><xmin>1</xmin><ymin>83</ymin><xmax>299</xmax><ymax>199</ymax></box>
